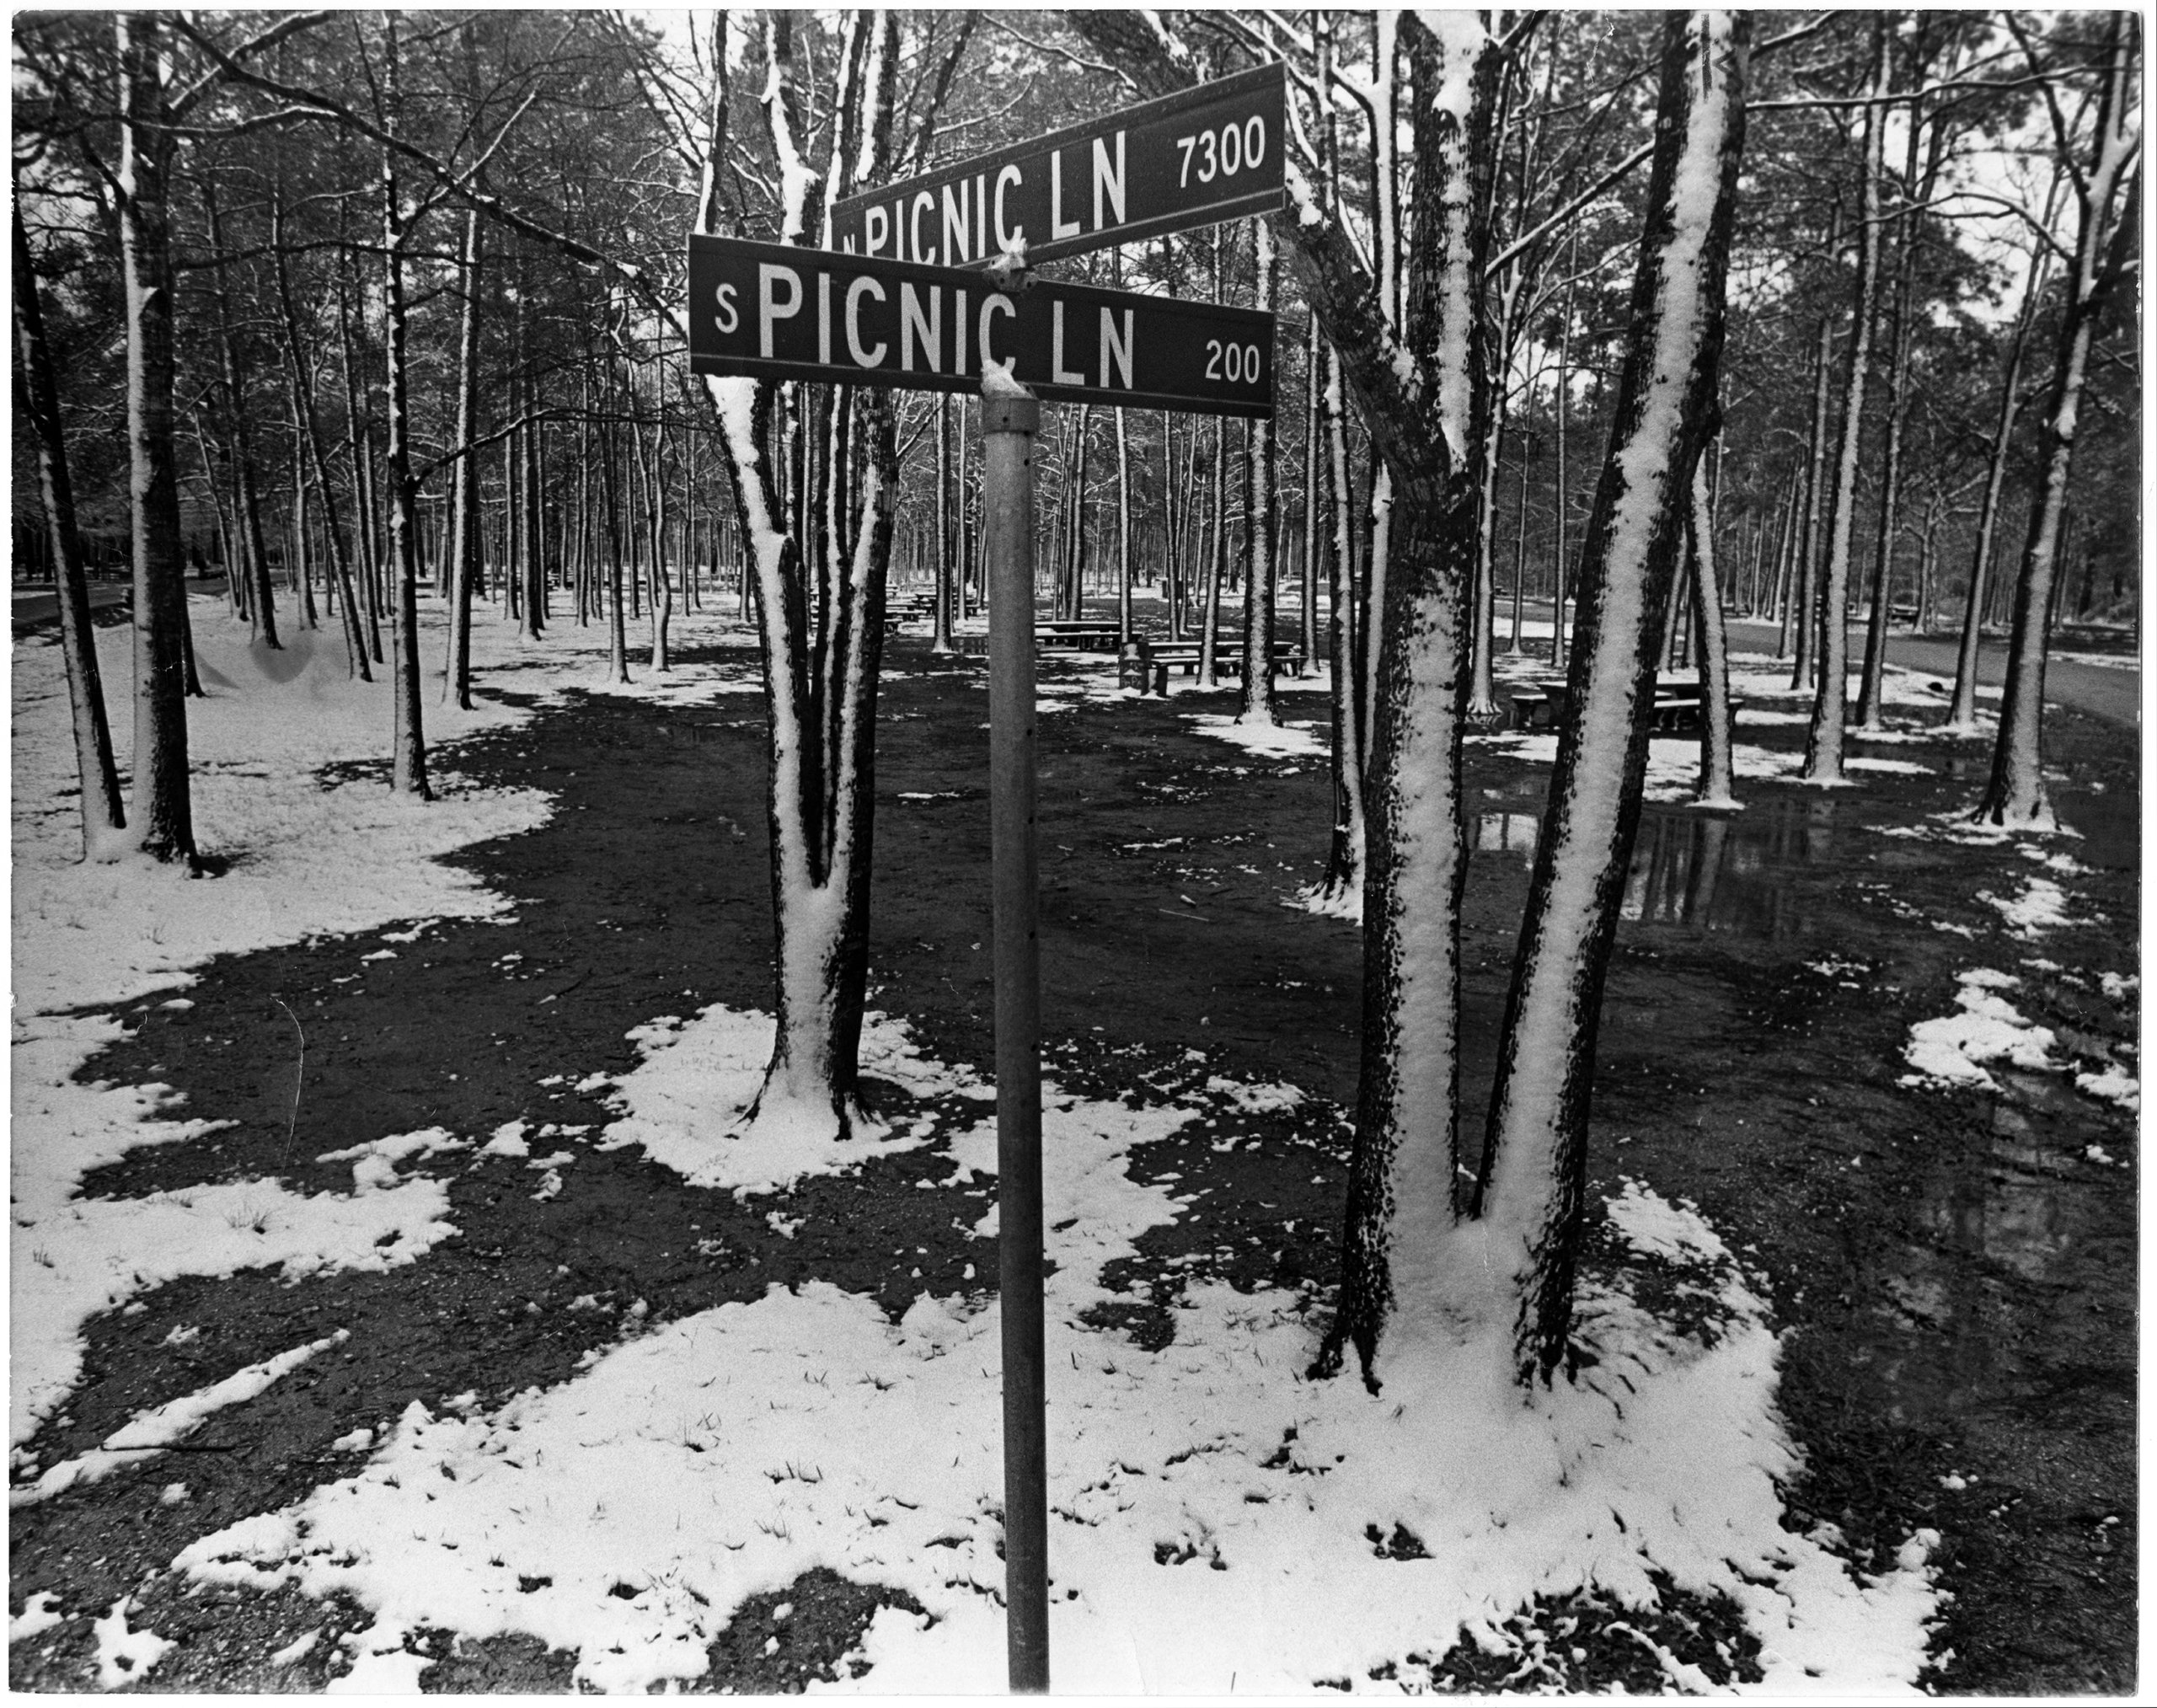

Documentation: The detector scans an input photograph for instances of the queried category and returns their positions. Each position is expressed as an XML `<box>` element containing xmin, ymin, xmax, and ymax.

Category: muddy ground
<box><xmin>8</xmin><ymin>625</ymin><xmax>2138</xmax><ymax>1693</ymax></box>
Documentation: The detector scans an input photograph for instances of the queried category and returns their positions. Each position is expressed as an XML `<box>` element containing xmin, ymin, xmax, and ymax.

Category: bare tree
<box><xmin>14</xmin><ymin>195</ymin><xmax>126</xmax><ymax>855</ymax></box>
<box><xmin>1977</xmin><ymin>14</ymin><xmax>2139</xmax><ymax>825</ymax></box>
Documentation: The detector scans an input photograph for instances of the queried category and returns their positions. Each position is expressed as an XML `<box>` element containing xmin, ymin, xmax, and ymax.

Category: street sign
<box><xmin>688</xmin><ymin>234</ymin><xmax>1274</xmax><ymax>418</ymax></box>
<box><xmin>831</xmin><ymin>63</ymin><xmax>1285</xmax><ymax>269</ymax></box>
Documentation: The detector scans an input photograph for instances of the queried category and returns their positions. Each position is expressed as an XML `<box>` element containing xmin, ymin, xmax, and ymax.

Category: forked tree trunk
<box><xmin>15</xmin><ymin>197</ymin><xmax>126</xmax><ymax>854</ymax></box>
<box><xmin>1475</xmin><ymin>9</ymin><xmax>1749</xmax><ymax>1384</ymax></box>
<box><xmin>1978</xmin><ymin>19</ymin><xmax>2137</xmax><ymax>826</ymax></box>
<box><xmin>1238</xmin><ymin>220</ymin><xmax>1280</xmax><ymax>725</ymax></box>
<box><xmin>1801</xmin><ymin>19</ymin><xmax>1887</xmax><ymax>785</ymax></box>
<box><xmin>1321</xmin><ymin>14</ymin><xmax>1502</xmax><ymax>1380</ymax></box>
<box><xmin>115</xmin><ymin>13</ymin><xmax>197</xmax><ymax>868</ymax></box>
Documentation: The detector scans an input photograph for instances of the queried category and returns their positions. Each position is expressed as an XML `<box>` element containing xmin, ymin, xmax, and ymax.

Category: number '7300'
<box><xmin>1175</xmin><ymin>115</ymin><xmax>1266</xmax><ymax>187</ymax></box>
<box><xmin>1206</xmin><ymin>340</ymin><xmax>1263</xmax><ymax>384</ymax></box>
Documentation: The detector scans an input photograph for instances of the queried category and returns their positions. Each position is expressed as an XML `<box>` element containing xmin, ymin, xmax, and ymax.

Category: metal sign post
<box><xmin>686</xmin><ymin>74</ymin><xmax>1284</xmax><ymax>1693</ymax></box>
<box><xmin>982</xmin><ymin>385</ymin><xmax>1049</xmax><ymax>1693</ymax></box>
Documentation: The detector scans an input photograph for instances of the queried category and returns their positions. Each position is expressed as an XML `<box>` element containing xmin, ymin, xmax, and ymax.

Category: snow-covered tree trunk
<box><xmin>1978</xmin><ymin>18</ymin><xmax>2138</xmax><ymax>827</ymax></box>
<box><xmin>378</xmin><ymin>24</ymin><xmax>431</xmax><ymax>801</ymax></box>
<box><xmin>15</xmin><ymin>196</ymin><xmax>126</xmax><ymax>856</ymax></box>
<box><xmin>1475</xmin><ymin>10</ymin><xmax>1749</xmax><ymax>1384</ymax></box>
<box><xmin>115</xmin><ymin>12</ymin><xmax>198</xmax><ymax>869</ymax></box>
<box><xmin>1801</xmin><ymin>20</ymin><xmax>1887</xmax><ymax>785</ymax></box>
<box><xmin>1689</xmin><ymin>452</ymin><xmax>1737</xmax><ymax>809</ymax></box>
<box><xmin>1322</xmin><ymin>14</ymin><xmax>1501</xmax><ymax>1379</ymax></box>
<box><xmin>446</xmin><ymin>201</ymin><xmax>484</xmax><ymax>711</ymax></box>
<box><xmin>1238</xmin><ymin>222</ymin><xmax>1280</xmax><ymax>725</ymax></box>
<box><xmin>692</xmin><ymin>8</ymin><xmax>912</xmax><ymax>1141</ymax></box>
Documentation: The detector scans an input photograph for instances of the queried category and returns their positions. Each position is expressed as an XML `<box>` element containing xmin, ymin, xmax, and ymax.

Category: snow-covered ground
<box><xmin>13</xmin><ymin>593</ymin><xmax>1970</xmax><ymax>1690</ymax></box>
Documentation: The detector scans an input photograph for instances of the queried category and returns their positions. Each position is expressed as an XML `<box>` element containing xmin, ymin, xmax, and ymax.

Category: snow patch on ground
<box><xmin>1484</xmin><ymin>731</ymin><xmax>1801</xmax><ymax>800</ymax></box>
<box><xmin>179</xmin><ymin>1052</ymin><xmax>1941</xmax><ymax>1694</ymax></box>
<box><xmin>10</xmin><ymin>600</ymin><xmax>766</xmax><ymax>1454</ymax></box>
<box><xmin>594</xmin><ymin>1006</ymin><xmax>989</xmax><ymax>1194</ymax></box>
<box><xmin>1181</xmin><ymin>712</ymin><xmax>1327</xmax><ymax>760</ymax></box>
<box><xmin>13</xmin><ymin>1331</ymin><xmax>348</xmax><ymax>1506</ymax></box>
<box><xmin>1898</xmin><ymin>969</ymin><xmax>2058</xmax><ymax>1092</ymax></box>
<box><xmin>1977</xmin><ymin>877</ymin><xmax>2079</xmax><ymax>938</ymax></box>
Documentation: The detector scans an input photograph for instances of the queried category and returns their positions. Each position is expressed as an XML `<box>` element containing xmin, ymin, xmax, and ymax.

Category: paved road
<box><xmin>1723</xmin><ymin>617</ymin><xmax>2139</xmax><ymax>729</ymax></box>
<box><xmin>11</xmin><ymin>583</ymin><xmax>130</xmax><ymax>638</ymax></box>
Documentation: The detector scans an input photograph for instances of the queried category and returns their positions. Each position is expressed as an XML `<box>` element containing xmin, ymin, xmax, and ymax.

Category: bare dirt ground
<box><xmin>9</xmin><ymin>629</ymin><xmax>2138</xmax><ymax>1692</ymax></box>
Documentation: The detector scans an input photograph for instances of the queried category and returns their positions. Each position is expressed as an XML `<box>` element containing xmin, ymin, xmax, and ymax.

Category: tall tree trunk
<box><xmin>1198</xmin><ymin>403</ymin><xmax>1227</xmax><ymax>686</ymax></box>
<box><xmin>336</xmin><ymin>257</ymin><xmax>386</xmax><ymax>666</ymax></box>
<box><xmin>115</xmin><ymin>13</ymin><xmax>197</xmax><ymax>867</ymax></box>
<box><xmin>931</xmin><ymin>392</ymin><xmax>956</xmax><ymax>651</ymax></box>
<box><xmin>1689</xmin><ymin>452</ymin><xmax>1737</xmax><ymax>808</ymax></box>
<box><xmin>445</xmin><ymin>201</ymin><xmax>484</xmax><ymax>710</ymax></box>
<box><xmin>1300</xmin><ymin>313</ymin><xmax>1322</xmax><ymax>671</ymax></box>
<box><xmin>1320</xmin><ymin>15</ymin><xmax>1501</xmax><ymax>1380</ymax></box>
<box><xmin>1801</xmin><ymin>19</ymin><xmax>1888</xmax><ymax>786</ymax></box>
<box><xmin>1238</xmin><ymin>223</ymin><xmax>1281</xmax><ymax>722</ymax></box>
<box><xmin>1948</xmin><ymin>179</ymin><xmax>2059</xmax><ymax>730</ymax></box>
<box><xmin>1978</xmin><ymin>19</ymin><xmax>2137</xmax><ymax>825</ymax></box>
<box><xmin>1786</xmin><ymin>301</ymin><xmax>1838</xmax><ymax>677</ymax></box>
<box><xmin>1476</xmin><ymin>10</ymin><xmax>1749</xmax><ymax>1384</ymax></box>
<box><xmin>1855</xmin><ymin>72</ymin><xmax>1942</xmax><ymax>730</ymax></box>
<box><xmin>15</xmin><ymin>196</ymin><xmax>126</xmax><ymax>854</ymax></box>
<box><xmin>1116</xmin><ymin>404</ymin><xmax>1133</xmax><ymax>646</ymax></box>
<box><xmin>379</xmin><ymin>21</ymin><xmax>431</xmax><ymax>799</ymax></box>
<box><xmin>201</xmin><ymin>175</ymin><xmax>279</xmax><ymax>649</ymax></box>
<box><xmin>649</xmin><ymin>415</ymin><xmax>673</xmax><ymax>671</ymax></box>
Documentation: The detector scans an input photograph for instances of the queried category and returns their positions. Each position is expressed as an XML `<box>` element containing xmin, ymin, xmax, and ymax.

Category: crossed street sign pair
<box><xmin>688</xmin><ymin>64</ymin><xmax>1286</xmax><ymax>416</ymax></box>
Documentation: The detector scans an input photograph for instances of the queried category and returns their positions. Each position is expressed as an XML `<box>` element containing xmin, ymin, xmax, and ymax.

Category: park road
<box><xmin>1722</xmin><ymin>616</ymin><xmax>2139</xmax><ymax>728</ymax></box>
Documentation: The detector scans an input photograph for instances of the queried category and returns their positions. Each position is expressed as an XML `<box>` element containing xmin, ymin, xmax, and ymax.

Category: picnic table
<box><xmin>1137</xmin><ymin>638</ymin><xmax>1306</xmax><ymax>694</ymax></box>
<box><xmin>1506</xmin><ymin>676</ymin><xmax>1742</xmax><ymax>736</ymax></box>
<box><xmin>1036</xmin><ymin>621</ymin><xmax>1124</xmax><ymax>653</ymax></box>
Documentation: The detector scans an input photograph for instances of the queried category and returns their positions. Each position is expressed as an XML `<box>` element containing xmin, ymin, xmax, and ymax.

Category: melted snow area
<box><xmin>19</xmin><ymin>603</ymin><xmax>1945</xmax><ymax>1691</ymax></box>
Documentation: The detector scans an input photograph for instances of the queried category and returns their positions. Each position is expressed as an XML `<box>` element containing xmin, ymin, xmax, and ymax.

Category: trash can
<box><xmin>1118</xmin><ymin>637</ymin><xmax>1153</xmax><ymax>694</ymax></box>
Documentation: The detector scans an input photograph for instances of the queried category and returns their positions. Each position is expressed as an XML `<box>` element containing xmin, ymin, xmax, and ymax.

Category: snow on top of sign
<box><xmin>980</xmin><ymin>355</ymin><xmax>1030</xmax><ymax>397</ymax></box>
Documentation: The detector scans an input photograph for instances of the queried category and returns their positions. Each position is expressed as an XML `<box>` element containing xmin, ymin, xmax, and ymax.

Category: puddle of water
<box><xmin>1473</xmin><ymin>793</ymin><xmax>1836</xmax><ymax>940</ymax></box>
<box><xmin>1621</xmin><ymin>800</ymin><xmax>1835</xmax><ymax>939</ymax></box>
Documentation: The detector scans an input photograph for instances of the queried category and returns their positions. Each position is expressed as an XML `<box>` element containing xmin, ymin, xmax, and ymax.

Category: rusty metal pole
<box><xmin>983</xmin><ymin>382</ymin><xmax>1048</xmax><ymax>1693</ymax></box>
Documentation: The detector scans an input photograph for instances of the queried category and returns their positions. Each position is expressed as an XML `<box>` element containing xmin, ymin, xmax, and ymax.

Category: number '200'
<box><xmin>1205</xmin><ymin>340</ymin><xmax>1263</xmax><ymax>384</ymax></box>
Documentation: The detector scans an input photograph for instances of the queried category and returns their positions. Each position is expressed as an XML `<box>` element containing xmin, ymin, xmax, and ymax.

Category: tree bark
<box><xmin>15</xmin><ymin>196</ymin><xmax>126</xmax><ymax>854</ymax></box>
<box><xmin>201</xmin><ymin>175</ymin><xmax>280</xmax><ymax>650</ymax></box>
<box><xmin>1238</xmin><ymin>220</ymin><xmax>1280</xmax><ymax>725</ymax></box>
<box><xmin>379</xmin><ymin>20</ymin><xmax>431</xmax><ymax>799</ymax></box>
<box><xmin>445</xmin><ymin>201</ymin><xmax>484</xmax><ymax>710</ymax></box>
<box><xmin>1978</xmin><ymin>19</ymin><xmax>2138</xmax><ymax>825</ymax></box>
<box><xmin>1802</xmin><ymin>19</ymin><xmax>1889</xmax><ymax>786</ymax></box>
<box><xmin>116</xmin><ymin>13</ymin><xmax>197</xmax><ymax>868</ymax></box>
<box><xmin>1689</xmin><ymin>452</ymin><xmax>1737</xmax><ymax>808</ymax></box>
